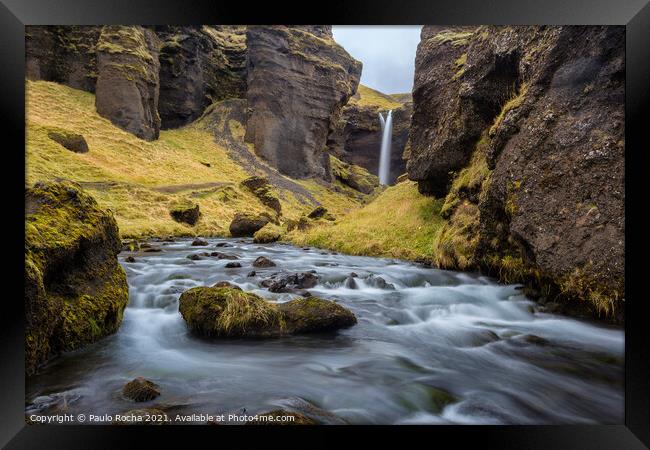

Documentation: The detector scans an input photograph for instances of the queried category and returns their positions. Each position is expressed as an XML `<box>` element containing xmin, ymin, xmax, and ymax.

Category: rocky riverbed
<box><xmin>26</xmin><ymin>238</ymin><xmax>623</xmax><ymax>425</ymax></box>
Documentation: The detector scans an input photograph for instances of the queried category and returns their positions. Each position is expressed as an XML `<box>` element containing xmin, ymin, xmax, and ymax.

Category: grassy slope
<box><xmin>350</xmin><ymin>85</ymin><xmax>404</xmax><ymax>110</ymax></box>
<box><xmin>26</xmin><ymin>81</ymin><xmax>363</xmax><ymax>238</ymax></box>
<box><xmin>289</xmin><ymin>181</ymin><xmax>446</xmax><ymax>262</ymax></box>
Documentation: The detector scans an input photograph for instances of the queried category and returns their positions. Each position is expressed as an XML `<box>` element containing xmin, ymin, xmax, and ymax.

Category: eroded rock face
<box><xmin>25</xmin><ymin>181</ymin><xmax>129</xmax><ymax>376</ymax></box>
<box><xmin>156</xmin><ymin>26</ymin><xmax>247</xmax><ymax>128</ymax></box>
<box><xmin>245</xmin><ymin>26</ymin><xmax>362</xmax><ymax>179</ymax></box>
<box><xmin>95</xmin><ymin>26</ymin><xmax>161</xmax><ymax>141</ymax></box>
<box><xmin>409</xmin><ymin>26</ymin><xmax>625</xmax><ymax>319</ymax></box>
<box><xmin>26</xmin><ymin>26</ymin><xmax>101</xmax><ymax>93</ymax></box>
<box><xmin>229</xmin><ymin>213</ymin><xmax>270</xmax><ymax>237</ymax></box>
<box><xmin>178</xmin><ymin>286</ymin><xmax>356</xmax><ymax>338</ymax></box>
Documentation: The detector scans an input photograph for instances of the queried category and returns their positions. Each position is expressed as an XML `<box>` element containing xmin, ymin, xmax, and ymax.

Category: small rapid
<box><xmin>26</xmin><ymin>238</ymin><xmax>624</xmax><ymax>424</ymax></box>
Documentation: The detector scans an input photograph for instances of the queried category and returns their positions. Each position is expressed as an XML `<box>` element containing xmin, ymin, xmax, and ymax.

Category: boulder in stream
<box><xmin>229</xmin><ymin>212</ymin><xmax>270</xmax><ymax>237</ymax></box>
<box><xmin>122</xmin><ymin>377</ymin><xmax>161</xmax><ymax>402</ymax></box>
<box><xmin>252</xmin><ymin>256</ymin><xmax>276</xmax><ymax>268</ymax></box>
<box><xmin>178</xmin><ymin>286</ymin><xmax>356</xmax><ymax>337</ymax></box>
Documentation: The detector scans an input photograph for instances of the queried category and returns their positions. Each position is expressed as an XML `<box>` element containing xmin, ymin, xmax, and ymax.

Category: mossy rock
<box><xmin>307</xmin><ymin>206</ymin><xmax>328</xmax><ymax>219</ymax></box>
<box><xmin>240</xmin><ymin>176</ymin><xmax>282</xmax><ymax>215</ymax></box>
<box><xmin>47</xmin><ymin>128</ymin><xmax>89</xmax><ymax>153</ymax></box>
<box><xmin>330</xmin><ymin>156</ymin><xmax>378</xmax><ymax>194</ymax></box>
<box><xmin>122</xmin><ymin>377</ymin><xmax>161</xmax><ymax>402</ymax></box>
<box><xmin>169</xmin><ymin>201</ymin><xmax>200</xmax><ymax>225</ymax></box>
<box><xmin>25</xmin><ymin>181</ymin><xmax>129</xmax><ymax>376</ymax></box>
<box><xmin>229</xmin><ymin>212</ymin><xmax>270</xmax><ymax>237</ymax></box>
<box><xmin>178</xmin><ymin>286</ymin><xmax>356</xmax><ymax>338</ymax></box>
<box><xmin>253</xmin><ymin>223</ymin><xmax>283</xmax><ymax>243</ymax></box>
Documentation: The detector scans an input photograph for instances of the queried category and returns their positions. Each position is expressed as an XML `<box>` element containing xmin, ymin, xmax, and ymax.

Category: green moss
<box><xmin>349</xmin><ymin>85</ymin><xmax>403</xmax><ymax>110</ymax></box>
<box><xmin>431</xmin><ymin>30</ymin><xmax>474</xmax><ymax>47</ymax></box>
<box><xmin>329</xmin><ymin>156</ymin><xmax>378</xmax><ymax>195</ymax></box>
<box><xmin>179</xmin><ymin>287</ymin><xmax>285</xmax><ymax>337</ymax></box>
<box><xmin>253</xmin><ymin>223</ymin><xmax>283</xmax><ymax>243</ymax></box>
<box><xmin>559</xmin><ymin>265</ymin><xmax>622</xmax><ymax>318</ymax></box>
<box><xmin>433</xmin><ymin>201</ymin><xmax>480</xmax><ymax>270</ymax></box>
<box><xmin>489</xmin><ymin>84</ymin><xmax>528</xmax><ymax>136</ymax></box>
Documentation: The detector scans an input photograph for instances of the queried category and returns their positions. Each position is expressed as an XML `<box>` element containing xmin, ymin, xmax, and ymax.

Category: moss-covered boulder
<box><xmin>240</xmin><ymin>176</ymin><xmax>282</xmax><ymax>215</ymax></box>
<box><xmin>253</xmin><ymin>223</ymin><xmax>282</xmax><ymax>243</ymax></box>
<box><xmin>178</xmin><ymin>287</ymin><xmax>356</xmax><ymax>338</ymax></box>
<box><xmin>47</xmin><ymin>128</ymin><xmax>89</xmax><ymax>153</ymax></box>
<box><xmin>329</xmin><ymin>156</ymin><xmax>378</xmax><ymax>194</ymax></box>
<box><xmin>169</xmin><ymin>201</ymin><xmax>200</xmax><ymax>225</ymax></box>
<box><xmin>25</xmin><ymin>181</ymin><xmax>129</xmax><ymax>376</ymax></box>
<box><xmin>122</xmin><ymin>377</ymin><xmax>160</xmax><ymax>402</ymax></box>
<box><xmin>229</xmin><ymin>212</ymin><xmax>270</xmax><ymax>237</ymax></box>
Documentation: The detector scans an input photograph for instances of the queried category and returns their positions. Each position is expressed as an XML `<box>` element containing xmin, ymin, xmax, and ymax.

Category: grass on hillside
<box><xmin>288</xmin><ymin>181</ymin><xmax>446</xmax><ymax>262</ymax></box>
<box><xmin>350</xmin><ymin>84</ymin><xmax>404</xmax><ymax>110</ymax></box>
<box><xmin>26</xmin><ymin>80</ymin><xmax>364</xmax><ymax>238</ymax></box>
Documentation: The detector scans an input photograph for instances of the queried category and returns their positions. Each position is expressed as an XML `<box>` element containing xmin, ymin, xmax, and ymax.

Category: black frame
<box><xmin>2</xmin><ymin>0</ymin><xmax>648</xmax><ymax>447</ymax></box>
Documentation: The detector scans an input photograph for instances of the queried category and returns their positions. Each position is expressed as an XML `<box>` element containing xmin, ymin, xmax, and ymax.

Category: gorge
<box><xmin>24</xmin><ymin>25</ymin><xmax>625</xmax><ymax>425</ymax></box>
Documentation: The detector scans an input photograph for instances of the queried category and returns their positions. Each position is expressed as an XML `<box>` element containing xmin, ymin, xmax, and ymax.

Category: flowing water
<box><xmin>378</xmin><ymin>110</ymin><xmax>393</xmax><ymax>185</ymax></box>
<box><xmin>26</xmin><ymin>238</ymin><xmax>624</xmax><ymax>424</ymax></box>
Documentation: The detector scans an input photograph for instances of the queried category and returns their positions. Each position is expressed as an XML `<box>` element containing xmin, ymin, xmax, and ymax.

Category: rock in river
<box><xmin>252</xmin><ymin>256</ymin><xmax>276</xmax><ymax>268</ymax></box>
<box><xmin>123</xmin><ymin>377</ymin><xmax>161</xmax><ymax>402</ymax></box>
<box><xmin>229</xmin><ymin>212</ymin><xmax>270</xmax><ymax>237</ymax></box>
<box><xmin>178</xmin><ymin>286</ymin><xmax>356</xmax><ymax>338</ymax></box>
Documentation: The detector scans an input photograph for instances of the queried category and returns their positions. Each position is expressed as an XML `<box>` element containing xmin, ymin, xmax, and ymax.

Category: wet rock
<box><xmin>210</xmin><ymin>252</ymin><xmax>238</xmax><ymax>260</ymax></box>
<box><xmin>179</xmin><ymin>286</ymin><xmax>356</xmax><ymax>337</ymax></box>
<box><xmin>122</xmin><ymin>377</ymin><xmax>160</xmax><ymax>402</ymax></box>
<box><xmin>215</xmin><ymin>242</ymin><xmax>231</xmax><ymax>247</ymax></box>
<box><xmin>169</xmin><ymin>202</ymin><xmax>200</xmax><ymax>225</ymax></box>
<box><xmin>260</xmin><ymin>272</ymin><xmax>319</xmax><ymax>293</ymax></box>
<box><xmin>95</xmin><ymin>26</ymin><xmax>161</xmax><ymax>141</ymax></box>
<box><xmin>247</xmin><ymin>270</ymin><xmax>256</xmax><ymax>277</ymax></box>
<box><xmin>245</xmin><ymin>409</ymin><xmax>317</xmax><ymax>425</ymax></box>
<box><xmin>187</xmin><ymin>254</ymin><xmax>202</xmax><ymax>261</ymax></box>
<box><xmin>523</xmin><ymin>334</ymin><xmax>549</xmax><ymax>346</ymax></box>
<box><xmin>350</xmin><ymin>272</ymin><xmax>358</xmax><ymax>277</ymax></box>
<box><xmin>125</xmin><ymin>256</ymin><xmax>136</xmax><ymax>263</ymax></box>
<box><xmin>344</xmin><ymin>276</ymin><xmax>358</xmax><ymax>289</ymax></box>
<box><xmin>25</xmin><ymin>181</ymin><xmax>129</xmax><ymax>376</ymax></box>
<box><xmin>366</xmin><ymin>275</ymin><xmax>395</xmax><ymax>290</ymax></box>
<box><xmin>47</xmin><ymin>129</ymin><xmax>89</xmax><ymax>153</ymax></box>
<box><xmin>121</xmin><ymin>240</ymin><xmax>139</xmax><ymax>252</ymax></box>
<box><xmin>142</xmin><ymin>247</ymin><xmax>162</xmax><ymax>253</ymax></box>
<box><xmin>229</xmin><ymin>212</ymin><xmax>270</xmax><ymax>237</ymax></box>
<box><xmin>212</xmin><ymin>281</ymin><xmax>242</xmax><ymax>290</ymax></box>
<box><xmin>252</xmin><ymin>256</ymin><xmax>276</xmax><ymax>268</ymax></box>
<box><xmin>225</xmin><ymin>262</ymin><xmax>242</xmax><ymax>268</ymax></box>
<box><xmin>191</xmin><ymin>238</ymin><xmax>209</xmax><ymax>246</ymax></box>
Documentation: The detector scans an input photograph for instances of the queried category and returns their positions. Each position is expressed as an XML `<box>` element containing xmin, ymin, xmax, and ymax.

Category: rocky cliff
<box><xmin>156</xmin><ymin>25</ymin><xmax>247</xmax><ymax>128</ymax></box>
<box><xmin>329</xmin><ymin>85</ymin><xmax>412</xmax><ymax>184</ymax></box>
<box><xmin>25</xmin><ymin>181</ymin><xmax>129</xmax><ymax>375</ymax></box>
<box><xmin>244</xmin><ymin>26</ymin><xmax>362</xmax><ymax>179</ymax></box>
<box><xmin>408</xmin><ymin>26</ymin><xmax>625</xmax><ymax>320</ymax></box>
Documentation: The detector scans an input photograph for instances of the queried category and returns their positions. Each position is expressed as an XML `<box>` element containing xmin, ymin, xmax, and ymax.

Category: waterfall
<box><xmin>378</xmin><ymin>110</ymin><xmax>393</xmax><ymax>185</ymax></box>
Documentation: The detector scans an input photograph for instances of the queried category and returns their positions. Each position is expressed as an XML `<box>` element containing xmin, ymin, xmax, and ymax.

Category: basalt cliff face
<box><xmin>244</xmin><ymin>26</ymin><xmax>362</xmax><ymax>179</ymax></box>
<box><xmin>329</xmin><ymin>86</ymin><xmax>412</xmax><ymax>184</ymax></box>
<box><xmin>408</xmin><ymin>26</ymin><xmax>625</xmax><ymax>320</ymax></box>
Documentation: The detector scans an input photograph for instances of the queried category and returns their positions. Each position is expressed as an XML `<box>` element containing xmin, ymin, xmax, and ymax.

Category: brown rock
<box><xmin>229</xmin><ymin>213</ymin><xmax>269</xmax><ymax>237</ymax></box>
<box><xmin>252</xmin><ymin>256</ymin><xmax>276</xmax><ymax>268</ymax></box>
<box><xmin>245</xmin><ymin>26</ymin><xmax>362</xmax><ymax>179</ymax></box>
<box><xmin>95</xmin><ymin>26</ymin><xmax>161</xmax><ymax>141</ymax></box>
<box><xmin>47</xmin><ymin>129</ymin><xmax>89</xmax><ymax>153</ymax></box>
<box><xmin>122</xmin><ymin>377</ymin><xmax>160</xmax><ymax>402</ymax></box>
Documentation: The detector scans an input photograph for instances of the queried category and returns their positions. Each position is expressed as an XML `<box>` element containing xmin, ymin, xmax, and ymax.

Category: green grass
<box><xmin>26</xmin><ymin>80</ymin><xmax>364</xmax><ymax>238</ymax></box>
<box><xmin>288</xmin><ymin>181</ymin><xmax>446</xmax><ymax>262</ymax></box>
<box><xmin>349</xmin><ymin>84</ymin><xmax>404</xmax><ymax>110</ymax></box>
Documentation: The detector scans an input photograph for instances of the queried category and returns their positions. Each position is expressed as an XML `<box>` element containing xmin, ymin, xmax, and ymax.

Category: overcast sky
<box><xmin>332</xmin><ymin>26</ymin><xmax>422</xmax><ymax>94</ymax></box>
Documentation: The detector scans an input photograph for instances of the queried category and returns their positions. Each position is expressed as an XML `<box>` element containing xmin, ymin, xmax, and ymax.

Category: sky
<box><xmin>332</xmin><ymin>26</ymin><xmax>422</xmax><ymax>95</ymax></box>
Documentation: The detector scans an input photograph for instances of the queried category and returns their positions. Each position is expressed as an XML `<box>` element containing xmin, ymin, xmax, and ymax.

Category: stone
<box><xmin>253</xmin><ymin>223</ymin><xmax>282</xmax><ymax>244</ymax></box>
<box><xmin>225</xmin><ymin>262</ymin><xmax>242</xmax><ymax>268</ymax></box>
<box><xmin>191</xmin><ymin>238</ymin><xmax>208</xmax><ymax>246</ymax></box>
<box><xmin>25</xmin><ymin>181</ymin><xmax>129</xmax><ymax>376</ymax></box>
<box><xmin>252</xmin><ymin>256</ymin><xmax>276</xmax><ymax>268</ymax></box>
<box><xmin>178</xmin><ymin>286</ymin><xmax>356</xmax><ymax>338</ymax></box>
<box><xmin>169</xmin><ymin>202</ymin><xmax>200</xmax><ymax>225</ymax></box>
<box><xmin>307</xmin><ymin>206</ymin><xmax>328</xmax><ymax>219</ymax></box>
<box><xmin>229</xmin><ymin>213</ymin><xmax>270</xmax><ymax>237</ymax></box>
<box><xmin>122</xmin><ymin>377</ymin><xmax>160</xmax><ymax>402</ymax></box>
<box><xmin>47</xmin><ymin>129</ymin><xmax>89</xmax><ymax>153</ymax></box>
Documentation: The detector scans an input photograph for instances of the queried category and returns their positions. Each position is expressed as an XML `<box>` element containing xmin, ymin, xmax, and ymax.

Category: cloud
<box><xmin>332</xmin><ymin>26</ymin><xmax>422</xmax><ymax>94</ymax></box>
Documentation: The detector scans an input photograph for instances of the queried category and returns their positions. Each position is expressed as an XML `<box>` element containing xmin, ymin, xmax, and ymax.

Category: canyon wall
<box><xmin>244</xmin><ymin>26</ymin><xmax>362</xmax><ymax>179</ymax></box>
<box><xmin>408</xmin><ymin>26</ymin><xmax>625</xmax><ymax>320</ymax></box>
